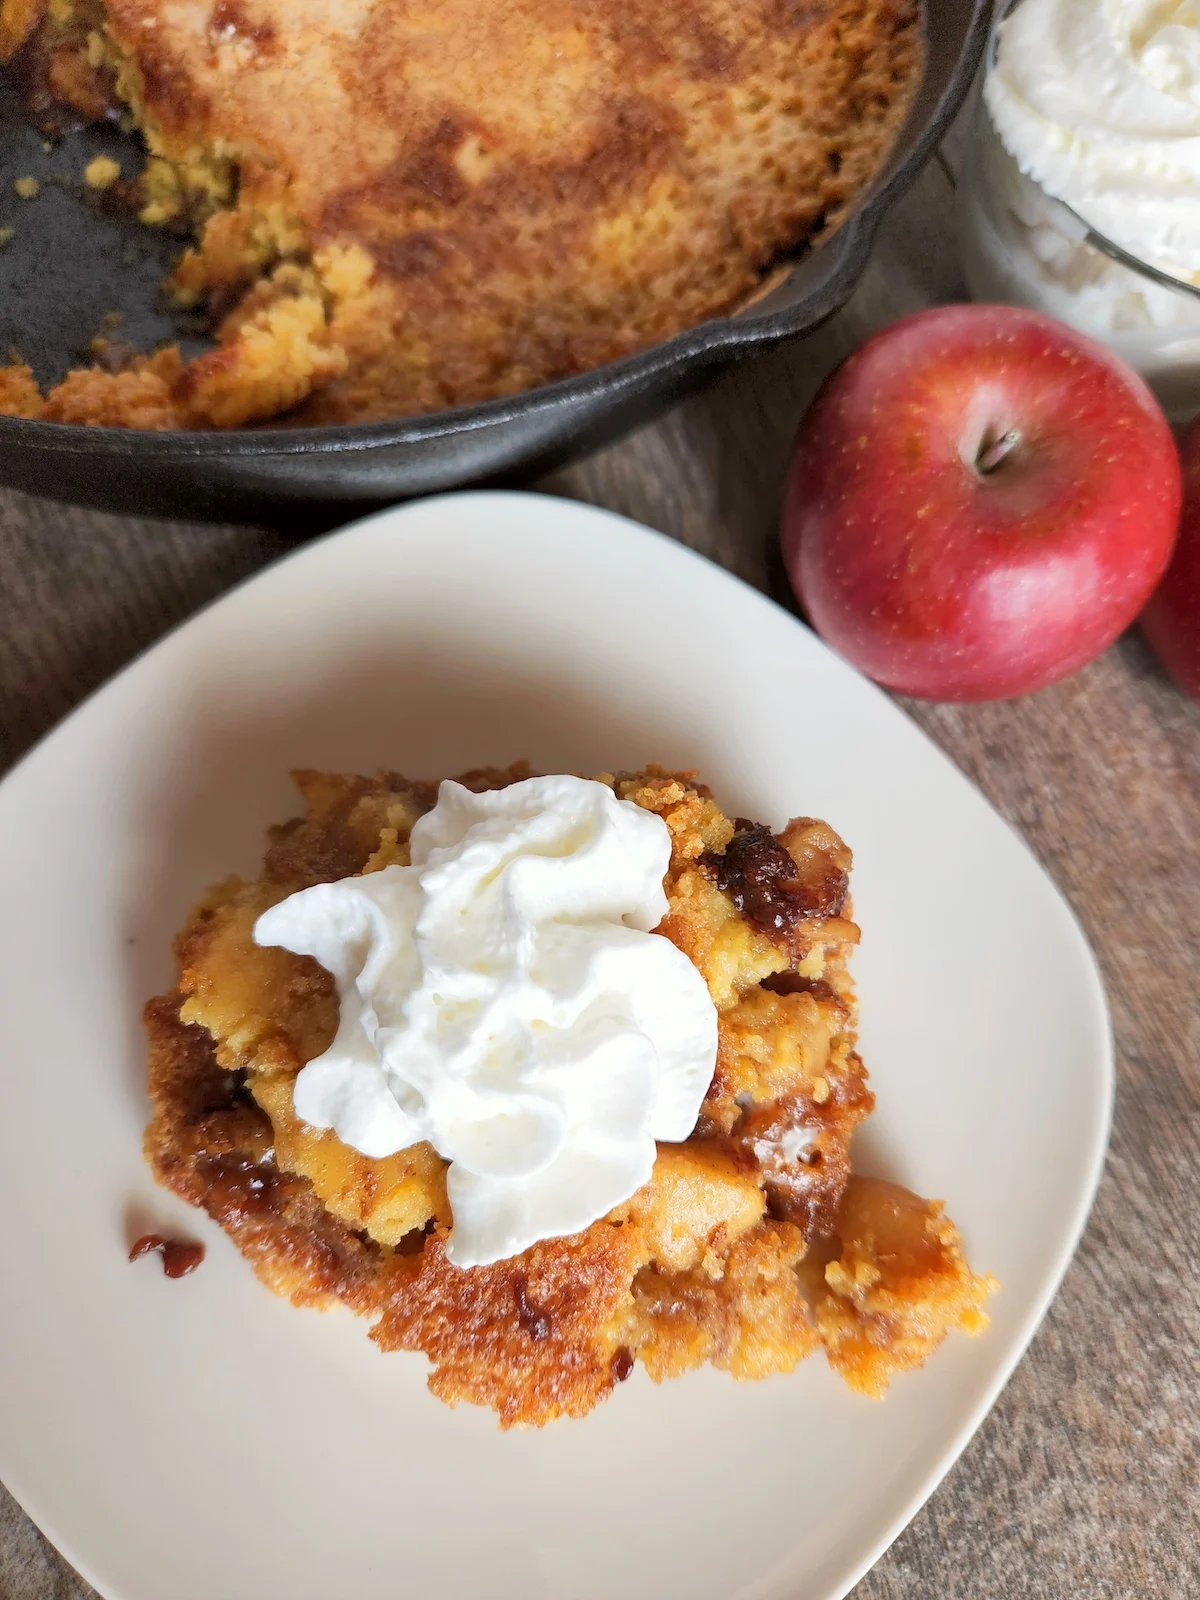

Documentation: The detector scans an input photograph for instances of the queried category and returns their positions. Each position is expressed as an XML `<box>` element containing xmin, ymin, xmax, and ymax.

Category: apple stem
<box><xmin>976</xmin><ymin>430</ymin><xmax>1021</xmax><ymax>475</ymax></box>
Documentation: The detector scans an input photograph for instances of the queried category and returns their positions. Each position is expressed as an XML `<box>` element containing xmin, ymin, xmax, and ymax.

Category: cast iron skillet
<box><xmin>0</xmin><ymin>0</ymin><xmax>988</xmax><ymax>521</ymax></box>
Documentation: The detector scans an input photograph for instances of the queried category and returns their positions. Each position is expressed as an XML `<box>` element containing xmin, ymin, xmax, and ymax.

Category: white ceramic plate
<box><xmin>0</xmin><ymin>492</ymin><xmax>1110</xmax><ymax>1600</ymax></box>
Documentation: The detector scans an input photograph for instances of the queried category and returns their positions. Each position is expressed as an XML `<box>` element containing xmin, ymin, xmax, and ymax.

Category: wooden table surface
<box><xmin>2</xmin><ymin>140</ymin><xmax>1199</xmax><ymax>1600</ymax></box>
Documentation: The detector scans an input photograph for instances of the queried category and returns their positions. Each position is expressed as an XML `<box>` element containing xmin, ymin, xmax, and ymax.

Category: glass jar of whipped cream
<box><xmin>958</xmin><ymin>0</ymin><xmax>1200</xmax><ymax>423</ymax></box>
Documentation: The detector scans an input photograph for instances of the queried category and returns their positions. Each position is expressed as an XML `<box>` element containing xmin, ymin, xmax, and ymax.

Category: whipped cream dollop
<box><xmin>986</xmin><ymin>0</ymin><xmax>1200</xmax><ymax>282</ymax></box>
<box><xmin>253</xmin><ymin>775</ymin><xmax>717</xmax><ymax>1269</ymax></box>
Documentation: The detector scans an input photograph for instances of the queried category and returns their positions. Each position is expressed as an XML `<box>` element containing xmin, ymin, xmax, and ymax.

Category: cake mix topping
<box><xmin>986</xmin><ymin>0</ymin><xmax>1200</xmax><ymax>282</ymax></box>
<box><xmin>254</xmin><ymin>775</ymin><xmax>717</xmax><ymax>1268</ymax></box>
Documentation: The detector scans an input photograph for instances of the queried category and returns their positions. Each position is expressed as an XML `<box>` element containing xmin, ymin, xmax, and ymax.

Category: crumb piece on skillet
<box><xmin>0</xmin><ymin>363</ymin><xmax>44</xmax><ymax>417</ymax></box>
<box><xmin>84</xmin><ymin>152</ymin><xmax>120</xmax><ymax>188</ymax></box>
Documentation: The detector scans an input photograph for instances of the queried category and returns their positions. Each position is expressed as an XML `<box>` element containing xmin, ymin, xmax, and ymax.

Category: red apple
<box><xmin>1141</xmin><ymin>418</ymin><xmax>1200</xmax><ymax>701</ymax></box>
<box><xmin>782</xmin><ymin>305</ymin><xmax>1182</xmax><ymax>701</ymax></box>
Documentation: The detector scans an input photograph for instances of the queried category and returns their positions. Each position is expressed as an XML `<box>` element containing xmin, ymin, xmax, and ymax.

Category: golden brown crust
<box><xmin>372</xmin><ymin>1225</ymin><xmax>651</xmax><ymax>1427</ymax></box>
<box><xmin>4</xmin><ymin>0</ymin><xmax>921</xmax><ymax>427</ymax></box>
<box><xmin>40</xmin><ymin>350</ymin><xmax>188</xmax><ymax>429</ymax></box>
<box><xmin>0</xmin><ymin>362</ymin><xmax>45</xmax><ymax>420</ymax></box>
<box><xmin>143</xmin><ymin>764</ymin><xmax>993</xmax><ymax>1425</ymax></box>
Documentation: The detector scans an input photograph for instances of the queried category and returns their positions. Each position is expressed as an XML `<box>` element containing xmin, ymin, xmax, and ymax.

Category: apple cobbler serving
<box><xmin>0</xmin><ymin>0</ymin><xmax>921</xmax><ymax>429</ymax></box>
<box><xmin>143</xmin><ymin>763</ymin><xmax>993</xmax><ymax>1427</ymax></box>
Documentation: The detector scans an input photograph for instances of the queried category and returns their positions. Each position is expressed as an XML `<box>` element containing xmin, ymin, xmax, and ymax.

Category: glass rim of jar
<box><xmin>986</xmin><ymin>0</ymin><xmax>1200</xmax><ymax>305</ymax></box>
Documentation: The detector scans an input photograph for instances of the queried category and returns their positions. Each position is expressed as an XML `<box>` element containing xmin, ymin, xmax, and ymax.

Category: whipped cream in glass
<box><xmin>960</xmin><ymin>0</ymin><xmax>1200</xmax><ymax>418</ymax></box>
<box><xmin>254</xmin><ymin>774</ymin><xmax>718</xmax><ymax>1269</ymax></box>
<box><xmin>986</xmin><ymin>0</ymin><xmax>1200</xmax><ymax>281</ymax></box>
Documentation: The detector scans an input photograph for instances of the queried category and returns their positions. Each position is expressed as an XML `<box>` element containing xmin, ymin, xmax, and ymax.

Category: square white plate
<box><xmin>0</xmin><ymin>492</ymin><xmax>1111</xmax><ymax>1600</ymax></box>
